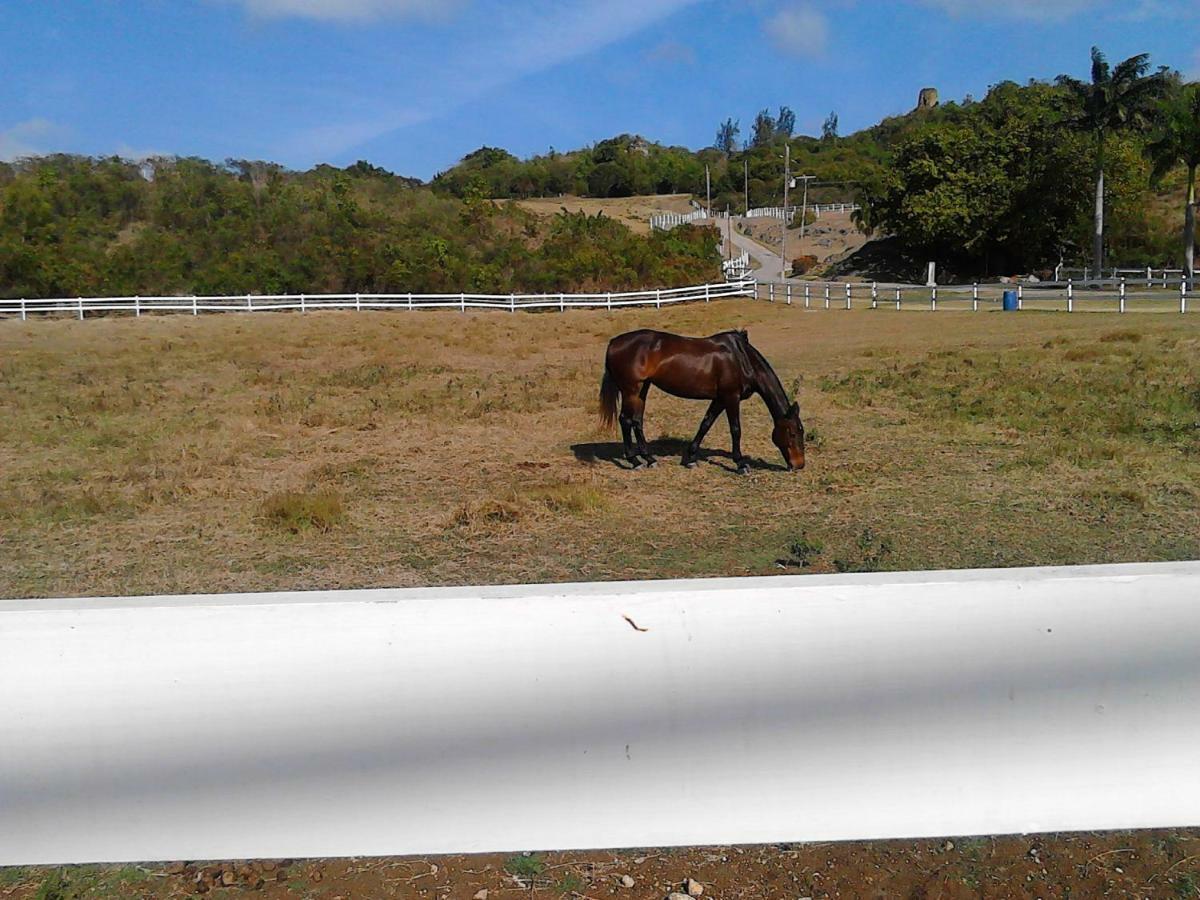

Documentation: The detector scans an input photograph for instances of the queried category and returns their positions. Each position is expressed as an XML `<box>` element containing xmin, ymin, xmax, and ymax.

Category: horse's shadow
<box><xmin>570</xmin><ymin>438</ymin><xmax>786</xmax><ymax>473</ymax></box>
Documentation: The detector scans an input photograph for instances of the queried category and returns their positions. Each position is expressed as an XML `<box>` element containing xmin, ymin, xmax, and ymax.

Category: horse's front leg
<box><xmin>725</xmin><ymin>397</ymin><xmax>749</xmax><ymax>475</ymax></box>
<box><xmin>683</xmin><ymin>399</ymin><xmax>724</xmax><ymax>467</ymax></box>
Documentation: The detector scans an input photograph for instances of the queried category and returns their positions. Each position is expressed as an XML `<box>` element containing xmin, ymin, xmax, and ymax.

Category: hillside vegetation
<box><xmin>0</xmin><ymin>156</ymin><xmax>720</xmax><ymax>299</ymax></box>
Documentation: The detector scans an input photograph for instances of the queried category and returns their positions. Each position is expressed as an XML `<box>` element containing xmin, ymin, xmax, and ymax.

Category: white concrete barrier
<box><xmin>3</xmin><ymin>561</ymin><xmax>1200</xmax><ymax>866</ymax></box>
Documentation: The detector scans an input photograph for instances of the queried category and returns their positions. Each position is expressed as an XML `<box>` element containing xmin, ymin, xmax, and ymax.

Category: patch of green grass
<box><xmin>1175</xmin><ymin>872</ymin><xmax>1200</xmax><ymax>899</ymax></box>
<box><xmin>833</xmin><ymin>528</ymin><xmax>894</xmax><ymax>573</ymax></box>
<box><xmin>505</xmin><ymin>854</ymin><xmax>544</xmax><ymax>880</ymax></box>
<box><xmin>260</xmin><ymin>488</ymin><xmax>345</xmax><ymax>534</ymax></box>
<box><xmin>778</xmin><ymin>533</ymin><xmax>824</xmax><ymax>568</ymax></box>
<box><xmin>0</xmin><ymin>867</ymin><xmax>30</xmax><ymax>888</ymax></box>
<box><xmin>555</xmin><ymin>872</ymin><xmax>585</xmax><ymax>895</ymax></box>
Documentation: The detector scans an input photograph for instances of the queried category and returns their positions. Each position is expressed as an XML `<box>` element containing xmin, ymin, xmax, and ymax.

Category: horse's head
<box><xmin>771</xmin><ymin>401</ymin><xmax>806</xmax><ymax>470</ymax></box>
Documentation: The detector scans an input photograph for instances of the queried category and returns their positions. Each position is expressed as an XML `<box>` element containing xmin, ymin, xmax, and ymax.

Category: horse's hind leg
<box><xmin>618</xmin><ymin>388</ymin><xmax>644</xmax><ymax>469</ymax></box>
<box><xmin>683</xmin><ymin>399</ymin><xmax>723</xmax><ymax>467</ymax></box>
<box><xmin>634</xmin><ymin>381</ymin><xmax>656</xmax><ymax>466</ymax></box>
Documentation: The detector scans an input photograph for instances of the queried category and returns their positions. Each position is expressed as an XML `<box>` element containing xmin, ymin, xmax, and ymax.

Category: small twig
<box><xmin>1082</xmin><ymin>848</ymin><xmax>1134</xmax><ymax>874</ymax></box>
<box><xmin>622</xmin><ymin>615</ymin><xmax>648</xmax><ymax>632</ymax></box>
<box><xmin>1149</xmin><ymin>853</ymin><xmax>1200</xmax><ymax>884</ymax></box>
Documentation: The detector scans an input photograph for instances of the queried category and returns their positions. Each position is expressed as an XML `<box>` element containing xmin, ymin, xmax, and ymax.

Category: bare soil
<box><xmin>2</xmin><ymin>301</ymin><xmax>1199</xmax><ymax>898</ymax></box>
<box><xmin>501</xmin><ymin>194</ymin><xmax>697</xmax><ymax>234</ymax></box>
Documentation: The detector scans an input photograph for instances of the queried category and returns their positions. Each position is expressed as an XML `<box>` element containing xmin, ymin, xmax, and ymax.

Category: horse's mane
<box><xmin>730</xmin><ymin>330</ymin><xmax>792</xmax><ymax>419</ymax></box>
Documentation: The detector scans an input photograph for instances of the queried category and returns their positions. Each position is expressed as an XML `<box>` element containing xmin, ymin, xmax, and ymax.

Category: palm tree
<box><xmin>1146</xmin><ymin>83</ymin><xmax>1200</xmax><ymax>281</ymax></box>
<box><xmin>1057</xmin><ymin>47</ymin><xmax>1170</xmax><ymax>274</ymax></box>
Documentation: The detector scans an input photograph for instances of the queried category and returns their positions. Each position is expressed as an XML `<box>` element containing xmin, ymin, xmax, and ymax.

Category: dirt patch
<box><xmin>503</xmin><ymin>194</ymin><xmax>697</xmax><ymax>234</ymax></box>
<box><xmin>5</xmin><ymin>830</ymin><xmax>1200</xmax><ymax>898</ymax></box>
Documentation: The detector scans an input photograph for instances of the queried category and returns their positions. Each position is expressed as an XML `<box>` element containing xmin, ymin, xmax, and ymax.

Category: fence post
<box><xmin>972</xmin><ymin>283</ymin><xmax>978</xmax><ymax>312</ymax></box>
<box><xmin>300</xmin><ymin>293</ymin><xmax>306</xmax><ymax>313</ymax></box>
<box><xmin>845</xmin><ymin>283</ymin><xmax>851</xmax><ymax>309</ymax></box>
<box><xmin>705</xmin><ymin>283</ymin><xmax>711</xmax><ymax>302</ymax></box>
<box><xmin>931</xmin><ymin>286</ymin><xmax>937</xmax><ymax>311</ymax></box>
<box><xmin>1146</xmin><ymin>266</ymin><xmax>1152</xmax><ymax>284</ymax></box>
<box><xmin>134</xmin><ymin>295</ymin><xmax>141</xmax><ymax>318</ymax></box>
<box><xmin>871</xmin><ymin>281</ymin><xmax>878</xmax><ymax>309</ymax></box>
<box><xmin>786</xmin><ymin>283</ymin><xmax>792</xmax><ymax>305</ymax></box>
<box><xmin>20</xmin><ymin>298</ymin><xmax>26</xmax><ymax>321</ymax></box>
<box><xmin>460</xmin><ymin>293</ymin><xmax>466</xmax><ymax>313</ymax></box>
<box><xmin>1016</xmin><ymin>284</ymin><xmax>1022</xmax><ymax>311</ymax></box>
<box><xmin>560</xmin><ymin>292</ymin><xmax>565</xmax><ymax>312</ymax></box>
<box><xmin>77</xmin><ymin>297</ymin><xmax>84</xmax><ymax>321</ymax></box>
<box><xmin>655</xmin><ymin>289</ymin><xmax>661</xmax><ymax>310</ymax></box>
<box><xmin>824</xmin><ymin>285</ymin><xmax>830</xmax><ymax>309</ymax></box>
<box><xmin>1119</xmin><ymin>278</ymin><xmax>1126</xmax><ymax>313</ymax></box>
<box><xmin>247</xmin><ymin>293</ymin><xmax>252</xmax><ymax>312</ymax></box>
<box><xmin>804</xmin><ymin>283</ymin><xmax>810</xmax><ymax>308</ymax></box>
<box><xmin>355</xmin><ymin>293</ymin><xmax>361</xmax><ymax>312</ymax></box>
<box><xmin>896</xmin><ymin>288</ymin><xmax>901</xmax><ymax>310</ymax></box>
<box><xmin>510</xmin><ymin>293</ymin><xmax>515</xmax><ymax>313</ymax></box>
<box><xmin>192</xmin><ymin>295</ymin><xmax>198</xmax><ymax>316</ymax></box>
<box><xmin>1182</xmin><ymin>280</ymin><xmax>1188</xmax><ymax>314</ymax></box>
<box><xmin>1067</xmin><ymin>279</ymin><xmax>1073</xmax><ymax>313</ymax></box>
<box><xmin>769</xmin><ymin>283</ymin><xmax>774</xmax><ymax>302</ymax></box>
<box><xmin>408</xmin><ymin>293</ymin><xmax>413</xmax><ymax>311</ymax></box>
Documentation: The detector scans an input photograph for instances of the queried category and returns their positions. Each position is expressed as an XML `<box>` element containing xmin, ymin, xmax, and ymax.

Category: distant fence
<box><xmin>754</xmin><ymin>278</ymin><xmax>1197</xmax><ymax>314</ymax></box>
<box><xmin>744</xmin><ymin>203</ymin><xmax>860</xmax><ymax>222</ymax></box>
<box><xmin>721</xmin><ymin>251</ymin><xmax>751</xmax><ymax>280</ymax></box>
<box><xmin>0</xmin><ymin>280</ymin><xmax>756</xmax><ymax>320</ymax></box>
<box><xmin>652</xmin><ymin>203</ymin><xmax>859</xmax><ymax>231</ymax></box>
<box><xmin>1056</xmin><ymin>265</ymin><xmax>1187</xmax><ymax>287</ymax></box>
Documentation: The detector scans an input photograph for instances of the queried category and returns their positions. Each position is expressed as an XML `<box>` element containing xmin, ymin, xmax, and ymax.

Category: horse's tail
<box><xmin>599</xmin><ymin>366</ymin><xmax>619</xmax><ymax>430</ymax></box>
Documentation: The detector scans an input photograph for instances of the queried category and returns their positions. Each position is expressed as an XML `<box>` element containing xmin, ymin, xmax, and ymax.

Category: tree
<box><xmin>1145</xmin><ymin>83</ymin><xmax>1200</xmax><ymax>279</ymax></box>
<box><xmin>715</xmin><ymin>118</ymin><xmax>740</xmax><ymax>155</ymax></box>
<box><xmin>822</xmin><ymin>111</ymin><xmax>839</xmax><ymax>142</ymax></box>
<box><xmin>776</xmin><ymin>106</ymin><xmax>796</xmax><ymax>138</ymax></box>
<box><xmin>751</xmin><ymin>109</ymin><xmax>777</xmax><ymax>147</ymax></box>
<box><xmin>1056</xmin><ymin>47</ymin><xmax>1170</xmax><ymax>273</ymax></box>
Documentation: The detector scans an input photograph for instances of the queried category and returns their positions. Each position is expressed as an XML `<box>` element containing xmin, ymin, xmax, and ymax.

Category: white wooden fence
<box><xmin>721</xmin><ymin>250</ymin><xmax>751</xmax><ymax>279</ymax></box>
<box><xmin>743</xmin><ymin>203</ymin><xmax>860</xmax><ymax>222</ymax></box>
<box><xmin>755</xmin><ymin>277</ymin><xmax>1197</xmax><ymax>313</ymax></box>
<box><xmin>3</xmin><ymin>561</ymin><xmax>1199</xmax><ymax>865</ymax></box>
<box><xmin>1056</xmin><ymin>265</ymin><xmax>1187</xmax><ymax>287</ymax></box>
<box><xmin>0</xmin><ymin>280</ymin><xmax>756</xmax><ymax>320</ymax></box>
<box><xmin>649</xmin><ymin>209</ymin><xmax>721</xmax><ymax>231</ymax></box>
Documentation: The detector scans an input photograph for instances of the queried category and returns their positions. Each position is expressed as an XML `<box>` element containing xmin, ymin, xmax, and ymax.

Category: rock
<box><xmin>221</xmin><ymin>871</ymin><xmax>237</xmax><ymax>886</ymax></box>
<box><xmin>474</xmin><ymin>890</ymin><xmax>490</xmax><ymax>900</ymax></box>
<box><xmin>943</xmin><ymin>841</ymin><xmax>955</xmax><ymax>851</ymax></box>
<box><xmin>261</xmin><ymin>861</ymin><xmax>277</xmax><ymax>872</ymax></box>
<box><xmin>163</xmin><ymin>862</ymin><xmax>186</xmax><ymax>875</ymax></box>
<box><xmin>686</xmin><ymin>878</ymin><xmax>704</xmax><ymax>896</ymax></box>
<box><xmin>917</xmin><ymin>87</ymin><xmax>939</xmax><ymax>110</ymax></box>
<box><xmin>620</xmin><ymin>875</ymin><xmax>636</xmax><ymax>888</ymax></box>
<box><xmin>667</xmin><ymin>894</ymin><xmax>692</xmax><ymax>900</ymax></box>
<box><xmin>310</xmin><ymin>868</ymin><xmax>323</xmax><ymax>883</ymax></box>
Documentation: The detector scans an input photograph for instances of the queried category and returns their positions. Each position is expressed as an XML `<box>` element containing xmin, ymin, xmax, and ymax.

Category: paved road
<box><xmin>721</xmin><ymin>218</ymin><xmax>785</xmax><ymax>281</ymax></box>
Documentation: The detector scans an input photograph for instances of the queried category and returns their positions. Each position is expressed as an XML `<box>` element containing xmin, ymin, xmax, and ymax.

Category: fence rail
<box><xmin>744</xmin><ymin>203</ymin><xmax>861</xmax><ymax>222</ymax></box>
<box><xmin>0</xmin><ymin>280</ymin><xmax>756</xmax><ymax>320</ymax></box>
<box><xmin>4</xmin><ymin>561</ymin><xmax>1199</xmax><ymax>865</ymax></box>
<box><xmin>753</xmin><ymin>277</ymin><xmax>1197</xmax><ymax>314</ymax></box>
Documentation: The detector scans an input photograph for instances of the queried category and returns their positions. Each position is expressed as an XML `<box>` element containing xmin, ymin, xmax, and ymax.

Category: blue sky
<box><xmin>1</xmin><ymin>0</ymin><xmax>1196</xmax><ymax>180</ymax></box>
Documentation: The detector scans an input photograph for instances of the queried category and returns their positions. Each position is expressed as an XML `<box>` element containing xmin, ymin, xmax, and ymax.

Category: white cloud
<box><xmin>224</xmin><ymin>0</ymin><xmax>461</xmax><ymax>22</ymax></box>
<box><xmin>765</xmin><ymin>2</ymin><xmax>829</xmax><ymax>58</ymax></box>
<box><xmin>285</xmin><ymin>0</ymin><xmax>702</xmax><ymax>159</ymax></box>
<box><xmin>916</xmin><ymin>0</ymin><xmax>1100</xmax><ymax>21</ymax></box>
<box><xmin>0</xmin><ymin>119</ymin><xmax>68</xmax><ymax>161</ymax></box>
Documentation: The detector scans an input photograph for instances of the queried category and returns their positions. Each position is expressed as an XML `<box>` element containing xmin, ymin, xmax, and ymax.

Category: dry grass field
<box><xmin>2</xmin><ymin>302</ymin><xmax>1198</xmax><ymax>601</ymax></box>
<box><xmin>4</xmin><ymin>301</ymin><xmax>1200</xmax><ymax>899</ymax></box>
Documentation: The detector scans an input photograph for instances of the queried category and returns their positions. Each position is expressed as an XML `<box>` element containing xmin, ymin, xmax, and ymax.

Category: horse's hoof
<box><xmin>645</xmin><ymin>458</ymin><xmax>658</xmax><ymax>468</ymax></box>
<box><xmin>736</xmin><ymin>465</ymin><xmax>750</xmax><ymax>476</ymax></box>
<box><xmin>629</xmin><ymin>460</ymin><xmax>645</xmax><ymax>470</ymax></box>
<box><xmin>683</xmin><ymin>460</ymin><xmax>697</xmax><ymax>469</ymax></box>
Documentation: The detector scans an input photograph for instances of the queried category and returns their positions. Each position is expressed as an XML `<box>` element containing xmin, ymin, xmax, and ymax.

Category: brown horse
<box><xmin>599</xmin><ymin>328</ymin><xmax>805</xmax><ymax>474</ymax></box>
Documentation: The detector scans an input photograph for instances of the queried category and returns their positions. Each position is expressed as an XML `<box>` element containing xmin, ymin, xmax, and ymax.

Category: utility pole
<box><xmin>781</xmin><ymin>144</ymin><xmax>790</xmax><ymax>281</ymax></box>
<box><xmin>797</xmin><ymin>174</ymin><xmax>814</xmax><ymax>238</ymax></box>
<box><xmin>705</xmin><ymin>164</ymin><xmax>711</xmax><ymax>218</ymax></box>
<box><xmin>744</xmin><ymin>156</ymin><xmax>749</xmax><ymax>214</ymax></box>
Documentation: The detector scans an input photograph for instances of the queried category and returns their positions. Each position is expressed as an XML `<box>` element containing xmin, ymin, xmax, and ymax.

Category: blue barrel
<box><xmin>1002</xmin><ymin>289</ymin><xmax>1019</xmax><ymax>311</ymax></box>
